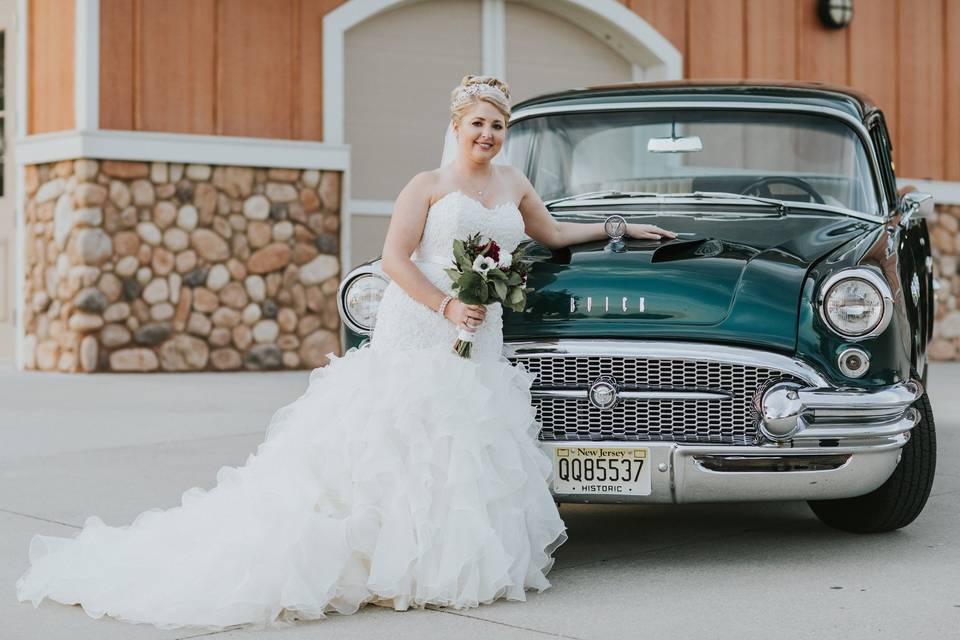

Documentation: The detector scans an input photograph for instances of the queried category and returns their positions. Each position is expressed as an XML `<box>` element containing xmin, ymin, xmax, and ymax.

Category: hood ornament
<box><xmin>604</xmin><ymin>215</ymin><xmax>627</xmax><ymax>253</ymax></box>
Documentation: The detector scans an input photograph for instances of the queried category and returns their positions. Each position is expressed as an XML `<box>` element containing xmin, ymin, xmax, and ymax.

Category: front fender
<box><xmin>797</xmin><ymin>224</ymin><xmax>913</xmax><ymax>387</ymax></box>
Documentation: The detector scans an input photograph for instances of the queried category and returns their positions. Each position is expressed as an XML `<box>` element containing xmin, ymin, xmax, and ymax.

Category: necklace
<box><xmin>460</xmin><ymin>165</ymin><xmax>494</xmax><ymax>197</ymax></box>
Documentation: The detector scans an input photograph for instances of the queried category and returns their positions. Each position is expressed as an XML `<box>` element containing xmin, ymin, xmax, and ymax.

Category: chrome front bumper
<box><xmin>755</xmin><ymin>379</ymin><xmax>924</xmax><ymax>443</ymax></box>
<box><xmin>540</xmin><ymin>435</ymin><xmax>910</xmax><ymax>504</ymax></box>
<box><xmin>507</xmin><ymin>340</ymin><xmax>924</xmax><ymax>504</ymax></box>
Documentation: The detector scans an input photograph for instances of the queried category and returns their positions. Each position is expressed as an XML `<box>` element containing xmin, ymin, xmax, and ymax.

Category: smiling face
<box><xmin>453</xmin><ymin>100</ymin><xmax>507</xmax><ymax>165</ymax></box>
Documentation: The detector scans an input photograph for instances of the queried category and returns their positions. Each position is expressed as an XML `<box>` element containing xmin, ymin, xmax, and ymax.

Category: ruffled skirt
<box><xmin>15</xmin><ymin>344</ymin><xmax>567</xmax><ymax>631</ymax></box>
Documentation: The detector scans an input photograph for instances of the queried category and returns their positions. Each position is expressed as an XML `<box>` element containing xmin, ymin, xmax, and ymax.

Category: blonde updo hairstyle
<box><xmin>450</xmin><ymin>74</ymin><xmax>511</xmax><ymax>124</ymax></box>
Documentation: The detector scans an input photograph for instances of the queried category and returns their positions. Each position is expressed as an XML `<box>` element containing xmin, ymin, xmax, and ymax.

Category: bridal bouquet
<box><xmin>444</xmin><ymin>232</ymin><xmax>532</xmax><ymax>358</ymax></box>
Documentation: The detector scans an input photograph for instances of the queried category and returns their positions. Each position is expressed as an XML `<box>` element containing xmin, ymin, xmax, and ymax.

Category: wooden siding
<box><xmin>28</xmin><ymin>0</ymin><xmax>74</xmax><ymax>133</ymax></box>
<box><xmin>623</xmin><ymin>0</ymin><xmax>959</xmax><ymax>180</ymax></box>
<box><xmin>91</xmin><ymin>0</ymin><xmax>960</xmax><ymax>179</ymax></box>
<box><xmin>99</xmin><ymin>0</ymin><xmax>343</xmax><ymax>139</ymax></box>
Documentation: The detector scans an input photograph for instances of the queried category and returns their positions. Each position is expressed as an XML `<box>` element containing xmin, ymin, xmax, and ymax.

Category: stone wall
<box><xmin>22</xmin><ymin>160</ymin><xmax>343</xmax><ymax>372</ymax></box>
<box><xmin>930</xmin><ymin>203</ymin><xmax>960</xmax><ymax>360</ymax></box>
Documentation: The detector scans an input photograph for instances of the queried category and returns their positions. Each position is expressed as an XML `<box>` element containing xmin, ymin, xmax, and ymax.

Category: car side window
<box><xmin>533</xmin><ymin>129</ymin><xmax>571</xmax><ymax>201</ymax></box>
<box><xmin>868</xmin><ymin>115</ymin><xmax>897</xmax><ymax>211</ymax></box>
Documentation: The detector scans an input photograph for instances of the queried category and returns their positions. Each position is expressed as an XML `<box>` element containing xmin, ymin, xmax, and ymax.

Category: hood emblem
<box><xmin>589</xmin><ymin>376</ymin><xmax>620</xmax><ymax>410</ymax></box>
<box><xmin>570</xmin><ymin>296</ymin><xmax>645</xmax><ymax>313</ymax></box>
<box><xmin>604</xmin><ymin>215</ymin><xmax>627</xmax><ymax>253</ymax></box>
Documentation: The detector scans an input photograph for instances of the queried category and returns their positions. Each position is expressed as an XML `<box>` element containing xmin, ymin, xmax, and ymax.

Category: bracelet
<box><xmin>437</xmin><ymin>295</ymin><xmax>453</xmax><ymax>319</ymax></box>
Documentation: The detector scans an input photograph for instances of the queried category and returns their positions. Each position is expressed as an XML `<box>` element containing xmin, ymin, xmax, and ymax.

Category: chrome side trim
<box><xmin>503</xmin><ymin>339</ymin><xmax>830</xmax><ymax>387</ymax></box>
<box><xmin>510</xmin><ymin>100</ymin><xmax>889</xmax><ymax>221</ymax></box>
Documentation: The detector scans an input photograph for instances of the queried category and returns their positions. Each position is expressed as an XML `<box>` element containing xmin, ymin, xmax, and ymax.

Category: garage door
<box><xmin>344</xmin><ymin>0</ymin><xmax>632</xmax><ymax>269</ymax></box>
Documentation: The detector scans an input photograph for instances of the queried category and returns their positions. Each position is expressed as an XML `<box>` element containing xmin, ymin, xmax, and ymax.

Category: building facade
<box><xmin>2</xmin><ymin>0</ymin><xmax>959</xmax><ymax>372</ymax></box>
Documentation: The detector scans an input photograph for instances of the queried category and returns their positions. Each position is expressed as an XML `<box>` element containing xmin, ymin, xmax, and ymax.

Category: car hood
<box><xmin>502</xmin><ymin>210</ymin><xmax>876</xmax><ymax>351</ymax></box>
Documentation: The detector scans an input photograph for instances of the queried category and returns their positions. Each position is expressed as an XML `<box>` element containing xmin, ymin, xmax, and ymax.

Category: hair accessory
<box><xmin>451</xmin><ymin>83</ymin><xmax>509</xmax><ymax>112</ymax></box>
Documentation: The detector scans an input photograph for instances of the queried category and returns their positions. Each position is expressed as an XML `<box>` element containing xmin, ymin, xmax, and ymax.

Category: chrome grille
<box><xmin>507</xmin><ymin>355</ymin><xmax>804</xmax><ymax>445</ymax></box>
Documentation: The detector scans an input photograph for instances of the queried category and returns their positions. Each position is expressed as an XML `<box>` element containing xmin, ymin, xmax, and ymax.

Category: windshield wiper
<box><xmin>545</xmin><ymin>189</ymin><xmax>789</xmax><ymax>213</ymax></box>
<box><xmin>544</xmin><ymin>190</ymin><xmax>660</xmax><ymax>207</ymax></box>
<box><xmin>680</xmin><ymin>191</ymin><xmax>789</xmax><ymax>214</ymax></box>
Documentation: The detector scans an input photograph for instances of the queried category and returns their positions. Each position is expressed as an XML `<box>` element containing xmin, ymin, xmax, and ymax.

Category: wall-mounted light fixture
<box><xmin>818</xmin><ymin>0</ymin><xmax>854</xmax><ymax>29</ymax></box>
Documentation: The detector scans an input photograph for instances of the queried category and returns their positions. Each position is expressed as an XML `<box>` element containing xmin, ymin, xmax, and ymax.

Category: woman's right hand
<box><xmin>444</xmin><ymin>299</ymin><xmax>486</xmax><ymax>333</ymax></box>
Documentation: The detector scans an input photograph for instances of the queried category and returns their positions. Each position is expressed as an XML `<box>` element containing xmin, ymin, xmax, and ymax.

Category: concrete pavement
<box><xmin>2</xmin><ymin>363</ymin><xmax>958</xmax><ymax>640</ymax></box>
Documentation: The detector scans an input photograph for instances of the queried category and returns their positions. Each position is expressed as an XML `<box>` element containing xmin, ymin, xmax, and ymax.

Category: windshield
<box><xmin>506</xmin><ymin>109</ymin><xmax>880</xmax><ymax>215</ymax></box>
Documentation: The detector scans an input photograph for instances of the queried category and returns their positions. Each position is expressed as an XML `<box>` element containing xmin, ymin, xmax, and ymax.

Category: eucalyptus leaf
<box><xmin>460</xmin><ymin>290</ymin><xmax>481</xmax><ymax>304</ymax></box>
<box><xmin>488</xmin><ymin>268</ymin><xmax>507</xmax><ymax>281</ymax></box>
<box><xmin>493</xmin><ymin>279</ymin><xmax>508</xmax><ymax>299</ymax></box>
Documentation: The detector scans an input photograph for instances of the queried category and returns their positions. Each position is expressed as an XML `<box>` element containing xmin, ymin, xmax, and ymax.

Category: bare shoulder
<box><xmin>497</xmin><ymin>164</ymin><xmax>537</xmax><ymax>206</ymax></box>
<box><xmin>403</xmin><ymin>169</ymin><xmax>440</xmax><ymax>196</ymax></box>
<box><xmin>500</xmin><ymin>164</ymin><xmax>533</xmax><ymax>195</ymax></box>
<box><xmin>394</xmin><ymin>170</ymin><xmax>440</xmax><ymax>212</ymax></box>
<box><xmin>499</xmin><ymin>163</ymin><xmax>528</xmax><ymax>185</ymax></box>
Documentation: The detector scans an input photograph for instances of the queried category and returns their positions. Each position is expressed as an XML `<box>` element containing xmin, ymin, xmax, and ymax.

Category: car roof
<box><xmin>512</xmin><ymin>80</ymin><xmax>878</xmax><ymax>121</ymax></box>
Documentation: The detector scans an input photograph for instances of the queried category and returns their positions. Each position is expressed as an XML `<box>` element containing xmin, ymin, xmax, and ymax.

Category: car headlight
<box><xmin>338</xmin><ymin>272</ymin><xmax>388</xmax><ymax>334</ymax></box>
<box><xmin>818</xmin><ymin>268</ymin><xmax>893</xmax><ymax>339</ymax></box>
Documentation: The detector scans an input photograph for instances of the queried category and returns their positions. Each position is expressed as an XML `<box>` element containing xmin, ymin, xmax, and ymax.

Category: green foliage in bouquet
<box><xmin>444</xmin><ymin>232</ymin><xmax>532</xmax><ymax>312</ymax></box>
<box><xmin>443</xmin><ymin>232</ymin><xmax>533</xmax><ymax>358</ymax></box>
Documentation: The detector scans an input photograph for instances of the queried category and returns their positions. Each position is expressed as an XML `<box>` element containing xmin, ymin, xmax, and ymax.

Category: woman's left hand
<box><xmin>626</xmin><ymin>223</ymin><xmax>677</xmax><ymax>240</ymax></box>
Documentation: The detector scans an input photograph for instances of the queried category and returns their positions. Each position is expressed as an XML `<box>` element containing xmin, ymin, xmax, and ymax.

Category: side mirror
<box><xmin>899</xmin><ymin>191</ymin><xmax>934</xmax><ymax>226</ymax></box>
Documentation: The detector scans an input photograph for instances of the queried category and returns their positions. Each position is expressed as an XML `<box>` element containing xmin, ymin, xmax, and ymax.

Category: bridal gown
<box><xmin>15</xmin><ymin>189</ymin><xmax>568</xmax><ymax>631</ymax></box>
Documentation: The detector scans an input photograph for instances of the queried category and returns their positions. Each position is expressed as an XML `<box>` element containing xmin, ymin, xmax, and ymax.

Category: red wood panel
<box><xmin>99</xmin><ymin>0</ymin><xmax>134</xmax><ymax>130</ymax></box>
<box><xmin>295</xmin><ymin>0</ymin><xmax>327</xmax><ymax>141</ymax></box>
<box><xmin>744</xmin><ymin>0</ymin><xmax>795</xmax><ymax>79</ymax></box>
<box><xmin>896</xmin><ymin>0</ymin><xmax>944</xmax><ymax>179</ymax></box>
<box><xmin>626</xmin><ymin>0</ymin><xmax>687</xmax><ymax>59</ymax></box>
<box><xmin>28</xmin><ymin>0</ymin><xmax>74</xmax><ymax>133</ymax></box>
<box><xmin>945</xmin><ymin>0</ymin><xmax>960</xmax><ymax>181</ymax></box>
<box><xmin>848</xmin><ymin>0</ymin><xmax>897</xmax><ymax>149</ymax></box>
<box><xmin>138</xmin><ymin>0</ymin><xmax>216</xmax><ymax>134</ymax></box>
<box><xmin>217</xmin><ymin>0</ymin><xmax>294</xmax><ymax>138</ymax></box>
<box><xmin>796</xmin><ymin>0</ymin><xmax>848</xmax><ymax>85</ymax></box>
<box><xmin>687</xmin><ymin>0</ymin><xmax>744</xmax><ymax>78</ymax></box>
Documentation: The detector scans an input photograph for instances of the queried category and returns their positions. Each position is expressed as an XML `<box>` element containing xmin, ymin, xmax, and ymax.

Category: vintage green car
<box><xmin>338</xmin><ymin>82</ymin><xmax>936</xmax><ymax>533</ymax></box>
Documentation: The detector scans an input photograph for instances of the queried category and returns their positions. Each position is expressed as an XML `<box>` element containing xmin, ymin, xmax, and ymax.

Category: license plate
<box><xmin>552</xmin><ymin>446</ymin><xmax>651</xmax><ymax>496</ymax></box>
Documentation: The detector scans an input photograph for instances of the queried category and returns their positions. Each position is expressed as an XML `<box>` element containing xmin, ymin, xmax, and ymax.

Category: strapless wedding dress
<box><xmin>15</xmin><ymin>189</ymin><xmax>567</xmax><ymax>631</ymax></box>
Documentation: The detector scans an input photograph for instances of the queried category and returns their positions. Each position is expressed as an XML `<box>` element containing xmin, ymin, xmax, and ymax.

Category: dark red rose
<box><xmin>485</xmin><ymin>240</ymin><xmax>501</xmax><ymax>262</ymax></box>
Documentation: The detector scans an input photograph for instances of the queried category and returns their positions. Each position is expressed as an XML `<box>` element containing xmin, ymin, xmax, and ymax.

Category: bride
<box><xmin>15</xmin><ymin>75</ymin><xmax>675</xmax><ymax>631</ymax></box>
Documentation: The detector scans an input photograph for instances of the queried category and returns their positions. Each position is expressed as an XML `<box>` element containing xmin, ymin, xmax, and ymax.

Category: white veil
<box><xmin>440</xmin><ymin>121</ymin><xmax>511</xmax><ymax>168</ymax></box>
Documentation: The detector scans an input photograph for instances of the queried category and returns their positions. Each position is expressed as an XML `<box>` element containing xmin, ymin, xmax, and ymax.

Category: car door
<box><xmin>869</xmin><ymin>112</ymin><xmax>932</xmax><ymax>375</ymax></box>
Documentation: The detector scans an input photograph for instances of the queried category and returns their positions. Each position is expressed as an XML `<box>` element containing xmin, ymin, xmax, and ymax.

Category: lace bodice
<box><xmin>370</xmin><ymin>190</ymin><xmax>527</xmax><ymax>360</ymax></box>
<box><xmin>411</xmin><ymin>190</ymin><xmax>527</xmax><ymax>261</ymax></box>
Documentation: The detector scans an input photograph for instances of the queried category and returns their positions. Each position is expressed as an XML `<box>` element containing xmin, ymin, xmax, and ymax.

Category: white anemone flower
<box><xmin>472</xmin><ymin>255</ymin><xmax>497</xmax><ymax>276</ymax></box>
<box><xmin>497</xmin><ymin>252</ymin><xmax>512</xmax><ymax>269</ymax></box>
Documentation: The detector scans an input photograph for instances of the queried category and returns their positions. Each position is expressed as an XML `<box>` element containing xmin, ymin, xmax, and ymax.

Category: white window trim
<box><xmin>15</xmin><ymin>129</ymin><xmax>350</xmax><ymax>171</ymax></box>
<box><xmin>13</xmin><ymin>0</ymin><xmax>27</xmax><ymax>368</ymax></box>
<box><xmin>75</xmin><ymin>0</ymin><xmax>99</xmax><ymax>130</ymax></box>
